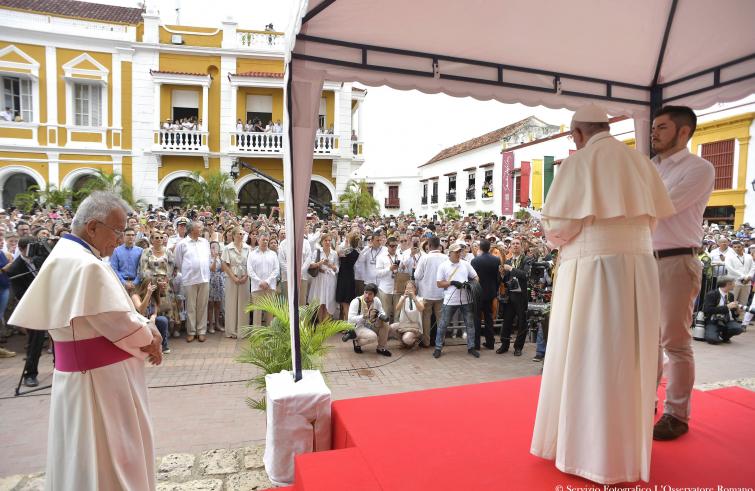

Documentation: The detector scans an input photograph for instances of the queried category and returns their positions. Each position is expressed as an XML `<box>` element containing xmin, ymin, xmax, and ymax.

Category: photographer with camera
<box><xmin>702</xmin><ymin>276</ymin><xmax>744</xmax><ymax>344</ymax></box>
<box><xmin>432</xmin><ymin>242</ymin><xmax>479</xmax><ymax>359</ymax></box>
<box><xmin>375</xmin><ymin>236</ymin><xmax>405</xmax><ymax>322</ymax></box>
<box><xmin>342</xmin><ymin>283</ymin><xmax>392</xmax><ymax>357</ymax></box>
<box><xmin>498</xmin><ymin>238</ymin><xmax>532</xmax><ymax>356</ymax></box>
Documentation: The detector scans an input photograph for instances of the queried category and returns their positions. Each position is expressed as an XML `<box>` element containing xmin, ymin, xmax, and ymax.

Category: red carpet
<box><xmin>289</xmin><ymin>376</ymin><xmax>755</xmax><ymax>490</ymax></box>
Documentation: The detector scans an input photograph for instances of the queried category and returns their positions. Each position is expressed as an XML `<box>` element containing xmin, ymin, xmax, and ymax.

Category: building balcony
<box><xmin>384</xmin><ymin>197</ymin><xmax>400</xmax><ymax>209</ymax></box>
<box><xmin>154</xmin><ymin>129</ymin><xmax>208</xmax><ymax>153</ymax></box>
<box><xmin>314</xmin><ymin>133</ymin><xmax>339</xmax><ymax>156</ymax></box>
<box><xmin>421</xmin><ymin>196</ymin><xmax>428</xmax><ymax>205</ymax></box>
<box><xmin>466</xmin><ymin>189</ymin><xmax>476</xmax><ymax>200</ymax></box>
<box><xmin>237</xmin><ymin>30</ymin><xmax>286</xmax><ymax>51</ymax></box>
<box><xmin>430</xmin><ymin>194</ymin><xmax>438</xmax><ymax>204</ymax></box>
<box><xmin>232</xmin><ymin>131</ymin><xmax>283</xmax><ymax>153</ymax></box>
<box><xmin>446</xmin><ymin>191</ymin><xmax>456</xmax><ymax>202</ymax></box>
<box><xmin>351</xmin><ymin>140</ymin><xmax>364</xmax><ymax>159</ymax></box>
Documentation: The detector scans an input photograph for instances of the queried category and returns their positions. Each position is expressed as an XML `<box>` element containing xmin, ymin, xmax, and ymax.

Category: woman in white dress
<box><xmin>308</xmin><ymin>235</ymin><xmax>339</xmax><ymax>322</ymax></box>
<box><xmin>389</xmin><ymin>280</ymin><xmax>424</xmax><ymax>348</ymax></box>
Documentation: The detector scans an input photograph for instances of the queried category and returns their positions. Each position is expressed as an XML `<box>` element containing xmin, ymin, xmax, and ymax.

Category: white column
<box><xmin>201</xmin><ymin>84</ymin><xmax>209</xmax><ymax>132</ymax></box>
<box><xmin>153</xmin><ymin>82</ymin><xmax>161</xmax><ymax>130</ymax></box>
<box><xmin>112</xmin><ymin>155</ymin><xmax>123</xmax><ymax>176</ymax></box>
<box><xmin>142</xmin><ymin>7</ymin><xmax>160</xmax><ymax>44</ymax></box>
<box><xmin>357</xmin><ymin>104</ymin><xmax>363</xmax><ymax>140</ymax></box>
<box><xmin>221</xmin><ymin>18</ymin><xmax>238</xmax><ymax>49</ymax></box>
<box><xmin>45</xmin><ymin>46</ymin><xmax>58</xmax><ymax>145</ymax></box>
<box><xmin>47</xmin><ymin>152</ymin><xmax>60</xmax><ymax>188</ymax></box>
<box><xmin>112</xmin><ymin>51</ymin><xmax>122</xmax><ymax>131</ymax></box>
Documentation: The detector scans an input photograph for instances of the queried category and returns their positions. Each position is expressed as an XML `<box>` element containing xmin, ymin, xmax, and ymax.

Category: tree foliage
<box><xmin>337</xmin><ymin>179</ymin><xmax>380</xmax><ymax>218</ymax></box>
<box><xmin>13</xmin><ymin>184</ymin><xmax>73</xmax><ymax>212</ymax></box>
<box><xmin>179</xmin><ymin>171</ymin><xmax>237</xmax><ymax>212</ymax></box>
<box><xmin>77</xmin><ymin>169</ymin><xmax>146</xmax><ymax>210</ymax></box>
<box><xmin>236</xmin><ymin>294</ymin><xmax>350</xmax><ymax>411</ymax></box>
<box><xmin>437</xmin><ymin>206</ymin><xmax>461</xmax><ymax>221</ymax></box>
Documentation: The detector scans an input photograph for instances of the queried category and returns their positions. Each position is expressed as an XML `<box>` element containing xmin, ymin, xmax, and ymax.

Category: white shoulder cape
<box><xmin>542</xmin><ymin>133</ymin><xmax>675</xmax><ymax>221</ymax></box>
<box><xmin>9</xmin><ymin>237</ymin><xmax>135</xmax><ymax>331</ymax></box>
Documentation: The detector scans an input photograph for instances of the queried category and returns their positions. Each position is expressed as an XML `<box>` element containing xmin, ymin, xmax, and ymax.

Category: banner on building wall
<box><xmin>520</xmin><ymin>161</ymin><xmax>530</xmax><ymax>207</ymax></box>
<box><xmin>543</xmin><ymin>156</ymin><xmax>554</xmax><ymax>200</ymax></box>
<box><xmin>501</xmin><ymin>151</ymin><xmax>514</xmax><ymax>215</ymax></box>
<box><xmin>531</xmin><ymin>159</ymin><xmax>543</xmax><ymax>209</ymax></box>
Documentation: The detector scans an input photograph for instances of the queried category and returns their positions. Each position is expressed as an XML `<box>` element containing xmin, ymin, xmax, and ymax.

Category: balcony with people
<box><xmin>151</xmin><ymin>70</ymin><xmax>211</xmax><ymax>154</ymax></box>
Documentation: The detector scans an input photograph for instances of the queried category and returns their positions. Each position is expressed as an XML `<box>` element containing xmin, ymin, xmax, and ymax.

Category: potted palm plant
<box><xmin>237</xmin><ymin>294</ymin><xmax>351</xmax><ymax>410</ymax></box>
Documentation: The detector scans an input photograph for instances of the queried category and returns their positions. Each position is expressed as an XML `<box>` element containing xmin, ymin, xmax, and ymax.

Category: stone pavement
<box><xmin>1</xmin><ymin>325</ymin><xmax>754</xmax><ymax>484</ymax></box>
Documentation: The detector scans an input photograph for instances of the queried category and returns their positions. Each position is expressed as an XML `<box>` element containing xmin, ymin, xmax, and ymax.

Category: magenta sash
<box><xmin>54</xmin><ymin>336</ymin><xmax>132</xmax><ymax>372</ymax></box>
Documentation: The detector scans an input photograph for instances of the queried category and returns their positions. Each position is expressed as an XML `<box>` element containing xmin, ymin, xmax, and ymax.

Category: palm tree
<box><xmin>337</xmin><ymin>179</ymin><xmax>380</xmax><ymax>218</ymax></box>
<box><xmin>13</xmin><ymin>184</ymin><xmax>73</xmax><ymax>212</ymax></box>
<box><xmin>237</xmin><ymin>294</ymin><xmax>350</xmax><ymax>411</ymax></box>
<box><xmin>77</xmin><ymin>169</ymin><xmax>145</xmax><ymax>210</ymax></box>
<box><xmin>179</xmin><ymin>171</ymin><xmax>237</xmax><ymax>212</ymax></box>
<box><xmin>437</xmin><ymin>206</ymin><xmax>461</xmax><ymax>221</ymax></box>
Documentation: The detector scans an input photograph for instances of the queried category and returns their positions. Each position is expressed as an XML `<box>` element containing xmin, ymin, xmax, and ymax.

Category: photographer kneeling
<box><xmin>342</xmin><ymin>283</ymin><xmax>392</xmax><ymax>357</ymax></box>
<box><xmin>702</xmin><ymin>276</ymin><xmax>744</xmax><ymax>344</ymax></box>
<box><xmin>389</xmin><ymin>280</ymin><xmax>424</xmax><ymax>349</ymax></box>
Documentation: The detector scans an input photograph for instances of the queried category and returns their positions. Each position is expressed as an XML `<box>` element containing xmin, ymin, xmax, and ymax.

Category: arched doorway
<box><xmin>2</xmin><ymin>173</ymin><xmax>36</xmax><ymax>208</ymax></box>
<box><xmin>310</xmin><ymin>180</ymin><xmax>333</xmax><ymax>204</ymax></box>
<box><xmin>71</xmin><ymin>174</ymin><xmax>99</xmax><ymax>193</ymax></box>
<box><xmin>238</xmin><ymin>179</ymin><xmax>279</xmax><ymax>216</ymax></box>
<box><xmin>163</xmin><ymin>177</ymin><xmax>194</xmax><ymax>209</ymax></box>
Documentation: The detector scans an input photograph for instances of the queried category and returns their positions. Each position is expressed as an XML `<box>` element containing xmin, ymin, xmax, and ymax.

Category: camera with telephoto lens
<box><xmin>27</xmin><ymin>237</ymin><xmax>59</xmax><ymax>269</ymax></box>
<box><xmin>378</xmin><ymin>313</ymin><xmax>390</xmax><ymax>322</ymax></box>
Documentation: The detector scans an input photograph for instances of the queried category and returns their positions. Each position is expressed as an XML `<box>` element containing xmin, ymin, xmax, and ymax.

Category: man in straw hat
<box><xmin>530</xmin><ymin>103</ymin><xmax>674</xmax><ymax>483</ymax></box>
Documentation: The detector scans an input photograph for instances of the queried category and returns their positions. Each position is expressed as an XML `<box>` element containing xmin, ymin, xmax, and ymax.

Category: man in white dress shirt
<box><xmin>174</xmin><ymin>221</ymin><xmax>211</xmax><ymax>342</ymax></box>
<box><xmin>248</xmin><ymin>233</ymin><xmax>280</xmax><ymax>326</ymax></box>
<box><xmin>414</xmin><ymin>236</ymin><xmax>446</xmax><ymax>347</ymax></box>
<box><xmin>375</xmin><ymin>236</ymin><xmax>403</xmax><ymax>322</ymax></box>
<box><xmin>279</xmin><ymin>232</ymin><xmax>312</xmax><ymax>306</ymax></box>
<box><xmin>651</xmin><ymin>105</ymin><xmax>715</xmax><ymax>441</ymax></box>
<box><xmin>357</xmin><ymin>232</ymin><xmax>387</xmax><ymax>286</ymax></box>
<box><xmin>709</xmin><ymin>237</ymin><xmax>737</xmax><ymax>266</ymax></box>
<box><xmin>724</xmin><ymin>241</ymin><xmax>753</xmax><ymax>315</ymax></box>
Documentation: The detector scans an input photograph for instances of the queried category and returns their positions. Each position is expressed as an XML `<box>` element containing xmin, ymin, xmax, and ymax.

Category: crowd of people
<box><xmin>161</xmin><ymin>117</ymin><xmax>203</xmax><ymax>131</ymax></box>
<box><xmin>0</xmin><ymin>199</ymin><xmax>751</xmax><ymax>385</ymax></box>
<box><xmin>235</xmin><ymin>118</ymin><xmax>283</xmax><ymax>134</ymax></box>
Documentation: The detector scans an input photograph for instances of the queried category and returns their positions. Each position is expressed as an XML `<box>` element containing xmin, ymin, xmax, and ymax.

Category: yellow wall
<box><xmin>236</xmin><ymin>87</ymin><xmax>283</xmax><ymax>122</ymax></box>
<box><xmin>159</xmin><ymin>26</ymin><xmax>222</xmax><ymax>48</ymax></box>
<box><xmin>313</xmin><ymin>159</ymin><xmax>334</xmax><ymax>185</ymax></box>
<box><xmin>531</xmin><ymin>159</ymin><xmax>543</xmax><ymax>209</ymax></box>
<box><xmin>691</xmin><ymin>112</ymin><xmax>754</xmax><ymax>227</ymax></box>
<box><xmin>235</xmin><ymin>158</ymin><xmax>333</xmax><ymax>186</ymax></box>
<box><xmin>0</xmin><ymin>127</ymin><xmax>34</xmax><ymax>139</ymax></box>
<box><xmin>323</xmin><ymin>91</ymin><xmax>335</xmax><ymax>130</ymax></box>
<box><xmin>69</xmin><ymin>131</ymin><xmax>103</xmax><ymax>143</ymax></box>
<box><xmin>0</xmin><ymin>41</ymin><xmax>47</xmax><ymax>144</ymax></box>
<box><xmin>121</xmin><ymin>61</ymin><xmax>132</xmax><ymax>150</ymax></box>
<box><xmin>158</xmin><ymin>155</ymin><xmax>207</xmax><ymax>182</ymax></box>
<box><xmin>122</xmin><ymin>156</ymin><xmax>132</xmax><ymax>185</ymax></box>
<box><xmin>59</xmin><ymin>162</ymin><xmax>111</xmax><ymax>184</ymax></box>
<box><xmin>236</xmin><ymin>58</ymin><xmax>285</xmax><ymax>74</ymax></box>
<box><xmin>0</xmin><ymin>151</ymin><xmax>49</xmax><ymax>182</ymax></box>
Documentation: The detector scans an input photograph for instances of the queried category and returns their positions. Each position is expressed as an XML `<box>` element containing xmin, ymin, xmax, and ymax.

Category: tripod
<box><xmin>14</xmin><ymin>328</ymin><xmax>53</xmax><ymax>396</ymax></box>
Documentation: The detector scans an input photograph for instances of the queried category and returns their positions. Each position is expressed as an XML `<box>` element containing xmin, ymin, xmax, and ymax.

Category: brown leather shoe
<box><xmin>653</xmin><ymin>414</ymin><xmax>688</xmax><ymax>441</ymax></box>
<box><xmin>186</xmin><ymin>335</ymin><xmax>195</xmax><ymax>343</ymax></box>
<box><xmin>198</xmin><ymin>335</ymin><xmax>207</xmax><ymax>343</ymax></box>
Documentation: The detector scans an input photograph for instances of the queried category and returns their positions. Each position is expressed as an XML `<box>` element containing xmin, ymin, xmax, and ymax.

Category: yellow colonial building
<box><xmin>0</xmin><ymin>0</ymin><xmax>366</xmax><ymax>213</ymax></box>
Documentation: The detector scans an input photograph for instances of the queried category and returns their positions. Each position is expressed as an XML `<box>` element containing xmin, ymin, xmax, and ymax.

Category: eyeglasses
<box><xmin>96</xmin><ymin>221</ymin><xmax>125</xmax><ymax>239</ymax></box>
<box><xmin>388</xmin><ymin>244</ymin><xmax>398</xmax><ymax>248</ymax></box>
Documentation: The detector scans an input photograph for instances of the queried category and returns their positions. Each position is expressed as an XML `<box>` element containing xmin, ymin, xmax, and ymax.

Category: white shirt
<box><xmin>375</xmin><ymin>251</ymin><xmax>401</xmax><ymax>293</ymax></box>
<box><xmin>278</xmin><ymin>238</ymin><xmax>312</xmax><ymax>281</ymax></box>
<box><xmin>358</xmin><ymin>245</ymin><xmax>387</xmax><ymax>285</ymax></box>
<box><xmin>236</xmin><ymin>122</ymin><xmax>244</xmax><ymax>132</ymax></box>
<box><xmin>347</xmin><ymin>295</ymin><xmax>386</xmax><ymax>329</ymax></box>
<box><xmin>174</xmin><ymin>237</ymin><xmax>211</xmax><ymax>286</ymax></box>
<box><xmin>725</xmin><ymin>251</ymin><xmax>754</xmax><ymax>281</ymax></box>
<box><xmin>652</xmin><ymin>148</ymin><xmax>715</xmax><ymax>250</ymax></box>
<box><xmin>414</xmin><ymin>250</ymin><xmax>447</xmax><ymax>300</ymax></box>
<box><xmin>436</xmin><ymin>259</ymin><xmax>477</xmax><ymax>305</ymax></box>
<box><xmin>709</xmin><ymin>246</ymin><xmax>738</xmax><ymax>266</ymax></box>
<box><xmin>247</xmin><ymin>247</ymin><xmax>280</xmax><ymax>292</ymax></box>
<box><xmin>0</xmin><ymin>110</ymin><xmax>13</xmax><ymax>122</ymax></box>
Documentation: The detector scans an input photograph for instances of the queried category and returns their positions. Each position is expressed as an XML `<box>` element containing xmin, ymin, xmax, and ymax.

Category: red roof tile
<box><xmin>150</xmin><ymin>69</ymin><xmax>208</xmax><ymax>77</ymax></box>
<box><xmin>0</xmin><ymin>0</ymin><xmax>144</xmax><ymax>24</ymax></box>
<box><xmin>421</xmin><ymin>116</ymin><xmax>553</xmax><ymax>167</ymax></box>
<box><xmin>232</xmin><ymin>71</ymin><xmax>284</xmax><ymax>79</ymax></box>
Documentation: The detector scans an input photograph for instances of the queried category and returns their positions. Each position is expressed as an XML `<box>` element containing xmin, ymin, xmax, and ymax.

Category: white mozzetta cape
<box><xmin>9</xmin><ymin>236</ymin><xmax>134</xmax><ymax>330</ymax></box>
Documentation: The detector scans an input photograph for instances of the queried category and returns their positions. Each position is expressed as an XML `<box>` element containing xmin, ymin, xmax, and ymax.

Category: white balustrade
<box><xmin>234</xmin><ymin>131</ymin><xmax>283</xmax><ymax>153</ymax></box>
<box><xmin>237</xmin><ymin>30</ymin><xmax>285</xmax><ymax>50</ymax></box>
<box><xmin>314</xmin><ymin>133</ymin><xmax>338</xmax><ymax>155</ymax></box>
<box><xmin>155</xmin><ymin>129</ymin><xmax>206</xmax><ymax>151</ymax></box>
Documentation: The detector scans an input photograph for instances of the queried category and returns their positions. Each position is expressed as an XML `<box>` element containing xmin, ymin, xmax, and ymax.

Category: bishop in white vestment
<box><xmin>9</xmin><ymin>192</ymin><xmax>162</xmax><ymax>491</ymax></box>
<box><xmin>530</xmin><ymin>105</ymin><xmax>675</xmax><ymax>483</ymax></box>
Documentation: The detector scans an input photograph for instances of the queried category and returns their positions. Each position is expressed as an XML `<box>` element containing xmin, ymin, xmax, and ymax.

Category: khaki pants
<box><xmin>657</xmin><ymin>254</ymin><xmax>701</xmax><ymax>422</ymax></box>
<box><xmin>389</xmin><ymin>322</ymin><xmax>421</xmax><ymax>348</ymax></box>
<box><xmin>420</xmin><ymin>299</ymin><xmax>443</xmax><ymax>347</ymax></box>
<box><xmin>281</xmin><ymin>279</ymin><xmax>309</xmax><ymax>306</ymax></box>
<box><xmin>251</xmin><ymin>289</ymin><xmax>275</xmax><ymax>326</ymax></box>
<box><xmin>733</xmin><ymin>282</ymin><xmax>751</xmax><ymax>306</ymax></box>
<box><xmin>224</xmin><ymin>277</ymin><xmax>250</xmax><ymax>338</ymax></box>
<box><xmin>378</xmin><ymin>289</ymin><xmax>400</xmax><ymax>322</ymax></box>
<box><xmin>355</xmin><ymin>320</ymin><xmax>389</xmax><ymax>350</ymax></box>
<box><xmin>185</xmin><ymin>282</ymin><xmax>209</xmax><ymax>336</ymax></box>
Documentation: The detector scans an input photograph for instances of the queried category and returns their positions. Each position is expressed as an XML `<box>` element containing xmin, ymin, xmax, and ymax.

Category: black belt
<box><xmin>653</xmin><ymin>248</ymin><xmax>696</xmax><ymax>259</ymax></box>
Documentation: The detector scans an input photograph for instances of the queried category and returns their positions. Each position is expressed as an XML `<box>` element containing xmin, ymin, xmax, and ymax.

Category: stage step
<box><xmin>294</xmin><ymin>447</ymin><xmax>381</xmax><ymax>491</ymax></box>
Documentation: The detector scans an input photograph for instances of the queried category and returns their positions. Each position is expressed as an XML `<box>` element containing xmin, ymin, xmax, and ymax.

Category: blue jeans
<box><xmin>536</xmin><ymin>322</ymin><xmax>546</xmax><ymax>356</ymax></box>
<box><xmin>155</xmin><ymin>315</ymin><xmax>169</xmax><ymax>351</ymax></box>
<box><xmin>435</xmin><ymin>303</ymin><xmax>475</xmax><ymax>350</ymax></box>
<box><xmin>0</xmin><ymin>288</ymin><xmax>9</xmax><ymax>323</ymax></box>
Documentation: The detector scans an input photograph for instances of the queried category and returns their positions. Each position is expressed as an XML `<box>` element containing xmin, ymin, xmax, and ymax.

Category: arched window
<box><xmin>238</xmin><ymin>179</ymin><xmax>279</xmax><ymax>216</ymax></box>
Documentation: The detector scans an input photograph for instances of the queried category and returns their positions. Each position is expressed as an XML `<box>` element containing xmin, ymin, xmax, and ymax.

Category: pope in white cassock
<box><xmin>9</xmin><ymin>191</ymin><xmax>162</xmax><ymax>491</ymax></box>
<box><xmin>530</xmin><ymin>104</ymin><xmax>675</xmax><ymax>483</ymax></box>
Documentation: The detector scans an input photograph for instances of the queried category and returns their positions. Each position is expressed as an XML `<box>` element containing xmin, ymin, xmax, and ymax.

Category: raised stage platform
<box><xmin>285</xmin><ymin>376</ymin><xmax>754</xmax><ymax>490</ymax></box>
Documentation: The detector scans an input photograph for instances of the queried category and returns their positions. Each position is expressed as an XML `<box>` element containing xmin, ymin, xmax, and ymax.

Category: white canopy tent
<box><xmin>281</xmin><ymin>0</ymin><xmax>755</xmax><ymax>380</ymax></box>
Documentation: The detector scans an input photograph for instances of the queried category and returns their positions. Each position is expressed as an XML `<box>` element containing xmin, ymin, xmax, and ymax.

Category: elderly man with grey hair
<box><xmin>174</xmin><ymin>220</ymin><xmax>211</xmax><ymax>342</ymax></box>
<box><xmin>9</xmin><ymin>191</ymin><xmax>162</xmax><ymax>490</ymax></box>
